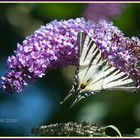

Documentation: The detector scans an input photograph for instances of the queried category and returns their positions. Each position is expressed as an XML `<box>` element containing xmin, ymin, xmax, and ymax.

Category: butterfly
<box><xmin>61</xmin><ymin>32</ymin><xmax>137</xmax><ymax>108</ymax></box>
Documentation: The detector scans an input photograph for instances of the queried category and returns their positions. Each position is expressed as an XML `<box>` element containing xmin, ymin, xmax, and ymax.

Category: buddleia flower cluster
<box><xmin>1</xmin><ymin>18</ymin><xmax>140</xmax><ymax>93</ymax></box>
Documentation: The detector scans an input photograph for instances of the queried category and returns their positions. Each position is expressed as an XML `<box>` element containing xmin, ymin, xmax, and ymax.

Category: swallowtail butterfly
<box><xmin>61</xmin><ymin>32</ymin><xmax>136</xmax><ymax>108</ymax></box>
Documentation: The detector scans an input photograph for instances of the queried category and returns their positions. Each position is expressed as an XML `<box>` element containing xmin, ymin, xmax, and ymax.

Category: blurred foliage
<box><xmin>0</xmin><ymin>3</ymin><xmax>140</xmax><ymax>136</ymax></box>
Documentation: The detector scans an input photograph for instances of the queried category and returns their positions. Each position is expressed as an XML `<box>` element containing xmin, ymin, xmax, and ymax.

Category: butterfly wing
<box><xmin>77</xmin><ymin>32</ymin><xmax>136</xmax><ymax>92</ymax></box>
<box><xmin>76</xmin><ymin>32</ymin><xmax>104</xmax><ymax>91</ymax></box>
<box><xmin>60</xmin><ymin>32</ymin><xmax>136</xmax><ymax>107</ymax></box>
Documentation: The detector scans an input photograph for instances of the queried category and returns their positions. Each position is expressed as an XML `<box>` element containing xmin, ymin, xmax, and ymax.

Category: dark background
<box><xmin>0</xmin><ymin>3</ymin><xmax>140</xmax><ymax>136</ymax></box>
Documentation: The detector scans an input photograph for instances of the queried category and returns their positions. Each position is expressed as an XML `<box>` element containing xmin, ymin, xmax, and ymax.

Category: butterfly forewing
<box><xmin>77</xmin><ymin>32</ymin><xmax>103</xmax><ymax>67</ymax></box>
<box><xmin>76</xmin><ymin>32</ymin><xmax>136</xmax><ymax>92</ymax></box>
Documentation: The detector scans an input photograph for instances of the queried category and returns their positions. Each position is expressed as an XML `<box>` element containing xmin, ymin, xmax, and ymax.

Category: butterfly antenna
<box><xmin>60</xmin><ymin>92</ymin><xmax>73</xmax><ymax>105</ymax></box>
<box><xmin>69</xmin><ymin>98</ymin><xmax>78</xmax><ymax>108</ymax></box>
<box><xmin>69</xmin><ymin>96</ymin><xmax>84</xmax><ymax>108</ymax></box>
<box><xmin>60</xmin><ymin>86</ymin><xmax>75</xmax><ymax>105</ymax></box>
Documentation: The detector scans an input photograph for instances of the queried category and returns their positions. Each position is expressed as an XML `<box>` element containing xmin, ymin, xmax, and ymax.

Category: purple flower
<box><xmin>1</xmin><ymin>18</ymin><xmax>140</xmax><ymax>93</ymax></box>
<box><xmin>84</xmin><ymin>3</ymin><xmax>126</xmax><ymax>21</ymax></box>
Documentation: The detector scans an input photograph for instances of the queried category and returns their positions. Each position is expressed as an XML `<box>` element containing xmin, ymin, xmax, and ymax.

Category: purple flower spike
<box><xmin>84</xmin><ymin>3</ymin><xmax>125</xmax><ymax>21</ymax></box>
<box><xmin>1</xmin><ymin>18</ymin><xmax>140</xmax><ymax>93</ymax></box>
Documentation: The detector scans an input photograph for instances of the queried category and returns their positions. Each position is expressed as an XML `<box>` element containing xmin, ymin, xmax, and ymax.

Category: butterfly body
<box><xmin>61</xmin><ymin>32</ymin><xmax>137</xmax><ymax>107</ymax></box>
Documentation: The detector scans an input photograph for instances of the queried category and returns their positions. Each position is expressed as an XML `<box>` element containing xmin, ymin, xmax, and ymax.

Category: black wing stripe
<box><xmin>97</xmin><ymin>60</ymin><xmax>108</xmax><ymax>71</ymax></box>
<box><xmin>97</xmin><ymin>56</ymin><xmax>103</xmax><ymax>64</ymax></box>
<box><xmin>104</xmin><ymin>66</ymin><xmax>111</xmax><ymax>71</ymax></box>
<box><xmin>89</xmin><ymin>49</ymin><xmax>100</xmax><ymax>66</ymax></box>
<box><xmin>115</xmin><ymin>70</ymin><xmax>122</xmax><ymax>75</ymax></box>
<box><xmin>81</xmin><ymin>33</ymin><xmax>87</xmax><ymax>53</ymax></box>
<box><xmin>77</xmin><ymin>32</ymin><xmax>86</xmax><ymax>59</ymax></box>
<box><xmin>91</xmin><ymin>43</ymin><xmax>98</xmax><ymax>54</ymax></box>
<box><xmin>107</xmin><ymin>72</ymin><xmax>129</xmax><ymax>84</ymax></box>
<box><xmin>90</xmin><ymin>66</ymin><xmax>116</xmax><ymax>85</ymax></box>
<box><xmin>83</xmin><ymin>38</ymin><xmax>93</xmax><ymax>62</ymax></box>
<box><xmin>104</xmin><ymin>69</ymin><xmax>134</xmax><ymax>89</ymax></box>
<box><xmin>104</xmin><ymin>68</ymin><xmax>118</xmax><ymax>79</ymax></box>
<box><xmin>84</xmin><ymin>49</ymin><xmax>100</xmax><ymax>76</ymax></box>
<box><xmin>105</xmin><ymin>79</ymin><xmax>133</xmax><ymax>88</ymax></box>
<box><xmin>122</xmin><ymin>76</ymin><xmax>131</xmax><ymax>81</ymax></box>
